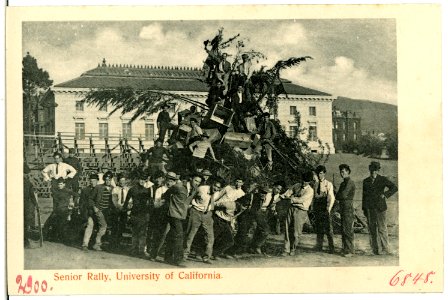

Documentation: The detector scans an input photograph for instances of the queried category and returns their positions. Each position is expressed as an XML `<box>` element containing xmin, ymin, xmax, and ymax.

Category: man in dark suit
<box><xmin>157</xmin><ymin>104</ymin><xmax>176</xmax><ymax>143</ymax></box>
<box><xmin>362</xmin><ymin>161</ymin><xmax>398</xmax><ymax>255</ymax></box>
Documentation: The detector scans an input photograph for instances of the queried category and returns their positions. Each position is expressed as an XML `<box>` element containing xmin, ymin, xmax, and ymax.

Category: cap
<box><xmin>138</xmin><ymin>173</ymin><xmax>148</xmax><ymax>180</ymax></box>
<box><xmin>89</xmin><ymin>174</ymin><xmax>99</xmax><ymax>180</ymax></box>
<box><xmin>56</xmin><ymin>177</ymin><xmax>65</xmax><ymax>183</ymax></box>
<box><xmin>103</xmin><ymin>173</ymin><xmax>113</xmax><ymax>180</ymax></box>
<box><xmin>53</xmin><ymin>152</ymin><xmax>62</xmax><ymax>158</ymax></box>
<box><xmin>68</xmin><ymin>148</ymin><xmax>76</xmax><ymax>154</ymax></box>
<box><xmin>166</xmin><ymin>172</ymin><xmax>178</xmax><ymax>181</ymax></box>
<box><xmin>202</xmin><ymin>169</ymin><xmax>212</xmax><ymax>176</ymax></box>
<box><xmin>369</xmin><ymin>161</ymin><xmax>381</xmax><ymax>171</ymax></box>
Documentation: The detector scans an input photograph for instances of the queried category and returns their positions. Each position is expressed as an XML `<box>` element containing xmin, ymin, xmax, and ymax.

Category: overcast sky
<box><xmin>22</xmin><ymin>19</ymin><xmax>397</xmax><ymax>104</ymax></box>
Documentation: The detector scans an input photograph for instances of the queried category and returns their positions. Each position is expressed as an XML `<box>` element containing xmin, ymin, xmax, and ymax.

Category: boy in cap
<box><xmin>362</xmin><ymin>161</ymin><xmax>398</xmax><ymax>255</ymax></box>
<box><xmin>336</xmin><ymin>164</ymin><xmax>356</xmax><ymax>257</ymax></box>
<box><xmin>98</xmin><ymin>163</ymin><xmax>116</xmax><ymax>187</ymax></box>
<box><xmin>80</xmin><ymin>174</ymin><xmax>99</xmax><ymax>251</ymax></box>
<box><xmin>313</xmin><ymin>165</ymin><xmax>335</xmax><ymax>254</ymax></box>
<box><xmin>123</xmin><ymin>173</ymin><xmax>152</xmax><ymax>257</ymax></box>
<box><xmin>281</xmin><ymin>171</ymin><xmax>315</xmax><ymax>256</ymax></box>
<box><xmin>43</xmin><ymin>178</ymin><xmax>78</xmax><ymax>243</ymax></box>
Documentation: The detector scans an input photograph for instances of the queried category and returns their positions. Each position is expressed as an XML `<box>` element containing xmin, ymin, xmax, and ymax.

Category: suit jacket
<box><xmin>91</xmin><ymin>184</ymin><xmax>114</xmax><ymax>210</ymax></box>
<box><xmin>362</xmin><ymin>175</ymin><xmax>397</xmax><ymax>212</ymax></box>
<box><xmin>163</xmin><ymin>182</ymin><xmax>189</xmax><ymax>220</ymax></box>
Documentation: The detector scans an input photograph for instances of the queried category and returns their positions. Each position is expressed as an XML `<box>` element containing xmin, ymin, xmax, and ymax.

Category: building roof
<box><xmin>54</xmin><ymin>62</ymin><xmax>331</xmax><ymax>96</ymax></box>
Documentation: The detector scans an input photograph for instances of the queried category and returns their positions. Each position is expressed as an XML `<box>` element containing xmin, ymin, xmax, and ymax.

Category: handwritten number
<box><xmin>41</xmin><ymin>280</ymin><xmax>48</xmax><ymax>292</ymax></box>
<box><xmin>16</xmin><ymin>275</ymin><xmax>49</xmax><ymax>294</ymax></box>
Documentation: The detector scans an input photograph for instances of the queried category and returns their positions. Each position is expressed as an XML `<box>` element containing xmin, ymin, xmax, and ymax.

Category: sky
<box><xmin>22</xmin><ymin>19</ymin><xmax>397</xmax><ymax>104</ymax></box>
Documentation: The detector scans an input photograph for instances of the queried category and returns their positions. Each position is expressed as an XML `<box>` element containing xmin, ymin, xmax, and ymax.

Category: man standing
<box><xmin>80</xmin><ymin>174</ymin><xmax>99</xmax><ymax>251</ymax></box>
<box><xmin>248</xmin><ymin>186</ymin><xmax>272</xmax><ymax>255</ymax></box>
<box><xmin>42</xmin><ymin>152</ymin><xmax>77</xmax><ymax>191</ymax></box>
<box><xmin>266</xmin><ymin>182</ymin><xmax>284</xmax><ymax>235</ymax></box>
<box><xmin>257</xmin><ymin>112</ymin><xmax>277</xmax><ymax>170</ymax></box>
<box><xmin>184</xmin><ymin>178</ymin><xmax>222</xmax><ymax>264</ymax></box>
<box><xmin>89</xmin><ymin>173</ymin><xmax>114</xmax><ymax>251</ymax></box>
<box><xmin>157</xmin><ymin>104</ymin><xmax>176</xmax><ymax>143</ymax></box>
<box><xmin>110</xmin><ymin>174</ymin><xmax>130</xmax><ymax>248</ymax></box>
<box><xmin>362</xmin><ymin>161</ymin><xmax>398</xmax><ymax>255</ymax></box>
<box><xmin>282</xmin><ymin>171</ymin><xmax>314</xmax><ymax>256</ymax></box>
<box><xmin>43</xmin><ymin>178</ymin><xmax>78</xmax><ymax>243</ymax></box>
<box><xmin>336</xmin><ymin>164</ymin><xmax>356</xmax><ymax>257</ymax></box>
<box><xmin>144</xmin><ymin>139</ymin><xmax>170</xmax><ymax>175</ymax></box>
<box><xmin>313</xmin><ymin>165</ymin><xmax>336</xmax><ymax>254</ymax></box>
<box><xmin>163</xmin><ymin>172</ymin><xmax>189</xmax><ymax>267</ymax></box>
<box><xmin>63</xmin><ymin>148</ymin><xmax>82</xmax><ymax>193</ymax></box>
<box><xmin>123</xmin><ymin>174</ymin><xmax>152</xmax><ymax>257</ymax></box>
<box><xmin>24</xmin><ymin>163</ymin><xmax>37</xmax><ymax>248</ymax></box>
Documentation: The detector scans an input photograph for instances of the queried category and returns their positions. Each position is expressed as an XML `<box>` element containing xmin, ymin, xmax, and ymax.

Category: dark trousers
<box><xmin>164</xmin><ymin>216</ymin><xmax>184</xmax><ymax>264</ymax></box>
<box><xmin>365</xmin><ymin>208</ymin><xmax>390</xmax><ymax>254</ymax></box>
<box><xmin>268</xmin><ymin>209</ymin><xmax>281</xmax><ymax>235</ymax></box>
<box><xmin>158</xmin><ymin>123</ymin><xmax>176</xmax><ymax>143</ymax></box>
<box><xmin>212</xmin><ymin>215</ymin><xmax>234</xmax><ymax>256</ymax></box>
<box><xmin>252</xmin><ymin>210</ymin><xmax>270</xmax><ymax>249</ymax></box>
<box><xmin>148</xmin><ymin>209</ymin><xmax>170</xmax><ymax>259</ymax></box>
<box><xmin>109</xmin><ymin>210</ymin><xmax>127</xmax><ymax>246</ymax></box>
<box><xmin>314</xmin><ymin>205</ymin><xmax>335</xmax><ymax>251</ymax></box>
<box><xmin>229</xmin><ymin>210</ymin><xmax>254</xmax><ymax>254</ymax></box>
<box><xmin>340</xmin><ymin>201</ymin><xmax>355</xmax><ymax>254</ymax></box>
<box><xmin>43</xmin><ymin>210</ymin><xmax>69</xmax><ymax>243</ymax></box>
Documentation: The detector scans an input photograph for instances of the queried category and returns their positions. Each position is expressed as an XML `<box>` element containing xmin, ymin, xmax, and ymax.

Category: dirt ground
<box><xmin>25</xmin><ymin>154</ymin><xmax>399</xmax><ymax>269</ymax></box>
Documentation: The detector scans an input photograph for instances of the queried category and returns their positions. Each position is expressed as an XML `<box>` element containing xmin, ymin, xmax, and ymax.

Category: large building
<box><xmin>53</xmin><ymin>60</ymin><xmax>336</xmax><ymax>153</ymax></box>
<box><xmin>332</xmin><ymin>108</ymin><xmax>362</xmax><ymax>151</ymax></box>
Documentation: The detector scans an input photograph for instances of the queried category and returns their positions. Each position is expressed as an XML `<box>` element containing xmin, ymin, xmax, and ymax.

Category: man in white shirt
<box><xmin>110</xmin><ymin>174</ymin><xmax>130</xmax><ymax>247</ymax></box>
<box><xmin>184</xmin><ymin>178</ymin><xmax>222</xmax><ymax>264</ymax></box>
<box><xmin>42</xmin><ymin>152</ymin><xmax>77</xmax><ymax>191</ymax></box>
<box><xmin>281</xmin><ymin>171</ymin><xmax>315</xmax><ymax>256</ymax></box>
<box><xmin>313</xmin><ymin>165</ymin><xmax>336</xmax><ymax>254</ymax></box>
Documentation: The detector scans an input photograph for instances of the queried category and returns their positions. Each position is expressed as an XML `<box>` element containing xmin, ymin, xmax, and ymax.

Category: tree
<box><xmin>23</xmin><ymin>52</ymin><xmax>53</xmax><ymax>134</ymax></box>
<box><xmin>83</xmin><ymin>28</ymin><xmax>326</xmax><ymax>185</ymax></box>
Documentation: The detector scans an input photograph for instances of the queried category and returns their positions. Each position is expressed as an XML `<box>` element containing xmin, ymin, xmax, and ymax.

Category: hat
<box><xmin>56</xmin><ymin>177</ymin><xmax>65</xmax><ymax>183</ymax></box>
<box><xmin>262</xmin><ymin>112</ymin><xmax>270</xmax><ymax>117</ymax></box>
<box><xmin>166</xmin><ymin>172</ymin><xmax>178</xmax><ymax>181</ymax></box>
<box><xmin>53</xmin><ymin>152</ymin><xmax>62</xmax><ymax>158</ymax></box>
<box><xmin>138</xmin><ymin>173</ymin><xmax>148</xmax><ymax>180</ymax></box>
<box><xmin>202</xmin><ymin>169</ymin><xmax>212</xmax><ymax>176</ymax></box>
<box><xmin>103</xmin><ymin>173</ymin><xmax>113</xmax><ymax>180</ymax></box>
<box><xmin>259</xmin><ymin>186</ymin><xmax>271</xmax><ymax>194</ymax></box>
<box><xmin>68</xmin><ymin>148</ymin><xmax>76</xmax><ymax>154</ymax></box>
<box><xmin>101</xmin><ymin>163</ymin><xmax>110</xmax><ymax>169</ymax></box>
<box><xmin>161</xmin><ymin>103</ymin><xmax>170</xmax><ymax>109</ymax></box>
<box><xmin>89</xmin><ymin>174</ymin><xmax>99</xmax><ymax>180</ymax></box>
<box><xmin>242</xmin><ymin>53</ymin><xmax>249</xmax><ymax>59</ymax></box>
<box><xmin>369</xmin><ymin>161</ymin><xmax>381</xmax><ymax>171</ymax></box>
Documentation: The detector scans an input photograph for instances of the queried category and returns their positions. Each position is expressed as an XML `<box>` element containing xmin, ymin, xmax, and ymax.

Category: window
<box><xmin>342</xmin><ymin>133</ymin><xmax>346</xmax><ymax>141</ymax></box>
<box><xmin>309</xmin><ymin>106</ymin><xmax>316</xmax><ymax>116</ymax></box>
<box><xmin>122</xmin><ymin>123</ymin><xmax>132</xmax><ymax>139</ymax></box>
<box><xmin>308</xmin><ymin>123</ymin><xmax>317</xmax><ymax>141</ymax></box>
<box><xmin>99</xmin><ymin>104</ymin><xmax>107</xmax><ymax>112</ymax></box>
<box><xmin>353</xmin><ymin>122</ymin><xmax>357</xmax><ymax>129</ymax></box>
<box><xmin>342</xmin><ymin>122</ymin><xmax>346</xmax><ymax>130</ymax></box>
<box><xmin>354</xmin><ymin>133</ymin><xmax>357</xmax><ymax>141</ymax></box>
<box><xmin>289</xmin><ymin>126</ymin><xmax>298</xmax><ymax>138</ymax></box>
<box><xmin>145</xmin><ymin>124</ymin><xmax>155</xmax><ymax>141</ymax></box>
<box><xmin>76</xmin><ymin>101</ymin><xmax>84</xmax><ymax>111</ymax></box>
<box><xmin>75</xmin><ymin>123</ymin><xmax>85</xmax><ymax>140</ymax></box>
<box><xmin>335</xmin><ymin>122</ymin><xmax>338</xmax><ymax>129</ymax></box>
<box><xmin>99</xmin><ymin>123</ymin><xmax>108</xmax><ymax>139</ymax></box>
<box><xmin>290</xmin><ymin>106</ymin><xmax>297</xmax><ymax>115</ymax></box>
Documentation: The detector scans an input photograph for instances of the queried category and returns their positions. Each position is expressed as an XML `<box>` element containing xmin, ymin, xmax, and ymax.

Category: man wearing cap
<box><xmin>146</xmin><ymin>171</ymin><xmax>168</xmax><ymax>259</ymax></box>
<box><xmin>80</xmin><ymin>174</ymin><xmax>99</xmax><ymax>251</ymax></box>
<box><xmin>63</xmin><ymin>148</ymin><xmax>82</xmax><ymax>193</ymax></box>
<box><xmin>362</xmin><ymin>161</ymin><xmax>398</xmax><ymax>255</ymax></box>
<box><xmin>201</xmin><ymin>169</ymin><xmax>213</xmax><ymax>186</ymax></box>
<box><xmin>43</xmin><ymin>178</ymin><xmax>78</xmax><ymax>243</ymax></box>
<box><xmin>157</xmin><ymin>104</ymin><xmax>176</xmax><ymax>143</ymax></box>
<box><xmin>184</xmin><ymin>178</ymin><xmax>222</xmax><ymax>264</ymax></box>
<box><xmin>281</xmin><ymin>171</ymin><xmax>315</xmax><ymax>256</ymax></box>
<box><xmin>313</xmin><ymin>165</ymin><xmax>336</xmax><ymax>254</ymax></box>
<box><xmin>89</xmin><ymin>173</ymin><xmax>114</xmax><ymax>251</ymax></box>
<box><xmin>98</xmin><ymin>163</ymin><xmax>116</xmax><ymax>187</ymax></box>
<box><xmin>257</xmin><ymin>112</ymin><xmax>277</xmax><ymax>170</ymax></box>
<box><xmin>123</xmin><ymin>174</ymin><xmax>152</xmax><ymax>257</ymax></box>
<box><xmin>110</xmin><ymin>174</ymin><xmax>130</xmax><ymax>248</ymax></box>
<box><xmin>162</xmin><ymin>172</ymin><xmax>189</xmax><ymax>266</ymax></box>
<box><xmin>42</xmin><ymin>152</ymin><xmax>77</xmax><ymax>191</ymax></box>
<box><xmin>336</xmin><ymin>164</ymin><xmax>356</xmax><ymax>257</ymax></box>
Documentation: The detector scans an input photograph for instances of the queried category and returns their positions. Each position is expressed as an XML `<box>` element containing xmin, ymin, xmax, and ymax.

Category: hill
<box><xmin>333</xmin><ymin>97</ymin><xmax>397</xmax><ymax>134</ymax></box>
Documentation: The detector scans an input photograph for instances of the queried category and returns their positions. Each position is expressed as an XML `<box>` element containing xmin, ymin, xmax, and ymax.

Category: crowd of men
<box><xmin>24</xmin><ymin>147</ymin><xmax>398</xmax><ymax>267</ymax></box>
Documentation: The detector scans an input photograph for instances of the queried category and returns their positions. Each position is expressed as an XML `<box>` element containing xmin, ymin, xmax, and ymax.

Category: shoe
<box><xmin>222</xmin><ymin>254</ymin><xmax>234</xmax><ymax>259</ymax></box>
<box><xmin>210</xmin><ymin>255</ymin><xmax>220</xmax><ymax>261</ymax></box>
<box><xmin>202</xmin><ymin>257</ymin><xmax>212</xmax><ymax>264</ymax></box>
<box><xmin>92</xmin><ymin>244</ymin><xmax>103</xmax><ymax>251</ymax></box>
<box><xmin>343</xmin><ymin>253</ymin><xmax>353</xmax><ymax>258</ymax></box>
<box><xmin>281</xmin><ymin>252</ymin><xmax>289</xmax><ymax>257</ymax></box>
<box><xmin>254</xmin><ymin>248</ymin><xmax>263</xmax><ymax>255</ymax></box>
<box><xmin>81</xmin><ymin>246</ymin><xmax>89</xmax><ymax>252</ymax></box>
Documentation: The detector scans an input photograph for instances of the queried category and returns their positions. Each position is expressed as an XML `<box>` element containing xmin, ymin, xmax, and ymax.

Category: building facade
<box><xmin>332</xmin><ymin>109</ymin><xmax>362</xmax><ymax>152</ymax></box>
<box><xmin>52</xmin><ymin>61</ymin><xmax>335</xmax><ymax>153</ymax></box>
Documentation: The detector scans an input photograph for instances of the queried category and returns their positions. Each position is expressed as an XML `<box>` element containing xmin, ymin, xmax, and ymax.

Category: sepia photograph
<box><xmin>6</xmin><ymin>3</ymin><xmax>443</xmax><ymax>295</ymax></box>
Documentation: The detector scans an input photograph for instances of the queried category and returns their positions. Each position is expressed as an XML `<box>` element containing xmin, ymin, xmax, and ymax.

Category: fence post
<box><xmin>89</xmin><ymin>135</ymin><xmax>95</xmax><ymax>157</ymax></box>
<box><xmin>138</xmin><ymin>137</ymin><xmax>144</xmax><ymax>153</ymax></box>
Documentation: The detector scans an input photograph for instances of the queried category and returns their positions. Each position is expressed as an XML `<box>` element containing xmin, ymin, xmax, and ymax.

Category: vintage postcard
<box><xmin>5</xmin><ymin>3</ymin><xmax>443</xmax><ymax>296</ymax></box>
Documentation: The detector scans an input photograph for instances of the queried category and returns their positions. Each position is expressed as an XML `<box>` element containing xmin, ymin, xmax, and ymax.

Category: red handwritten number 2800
<box><xmin>389</xmin><ymin>270</ymin><xmax>436</xmax><ymax>286</ymax></box>
<box><xmin>16</xmin><ymin>275</ymin><xmax>48</xmax><ymax>294</ymax></box>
